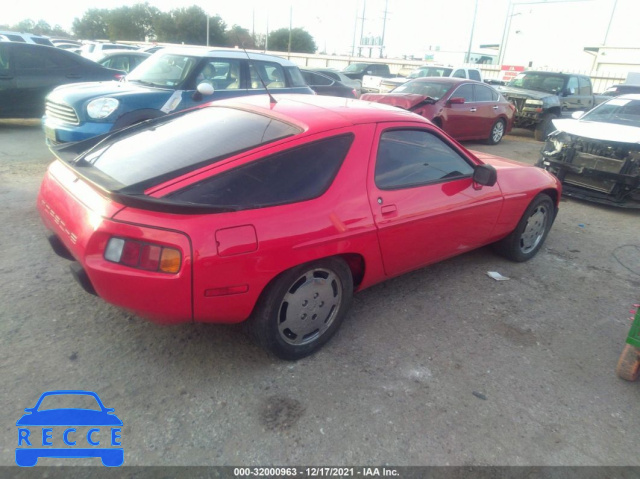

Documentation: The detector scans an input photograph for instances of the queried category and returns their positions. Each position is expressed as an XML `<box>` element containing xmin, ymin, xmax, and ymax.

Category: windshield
<box><xmin>580</xmin><ymin>98</ymin><xmax>640</xmax><ymax>127</ymax></box>
<box><xmin>343</xmin><ymin>63</ymin><xmax>369</xmax><ymax>74</ymax></box>
<box><xmin>127</xmin><ymin>53</ymin><xmax>199</xmax><ymax>88</ymax></box>
<box><xmin>77</xmin><ymin>107</ymin><xmax>301</xmax><ymax>188</ymax></box>
<box><xmin>409</xmin><ymin>67</ymin><xmax>453</xmax><ymax>78</ymax></box>
<box><xmin>393</xmin><ymin>80</ymin><xmax>452</xmax><ymax>99</ymax></box>
<box><xmin>507</xmin><ymin>72</ymin><xmax>566</xmax><ymax>94</ymax></box>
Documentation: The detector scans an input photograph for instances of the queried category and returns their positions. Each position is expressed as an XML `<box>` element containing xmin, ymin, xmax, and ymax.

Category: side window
<box><xmin>452</xmin><ymin>69</ymin><xmax>466</xmax><ymax>78</ymax></box>
<box><xmin>106</xmin><ymin>56</ymin><xmax>129</xmax><ymax>71</ymax></box>
<box><xmin>578</xmin><ymin>76</ymin><xmax>591</xmax><ymax>95</ymax></box>
<box><xmin>375</xmin><ymin>130</ymin><xmax>475</xmax><ymax>190</ymax></box>
<box><xmin>302</xmin><ymin>71</ymin><xmax>332</xmax><ymax>86</ymax></box>
<box><xmin>451</xmin><ymin>84</ymin><xmax>474</xmax><ymax>102</ymax></box>
<box><xmin>322</xmin><ymin>71</ymin><xmax>339</xmax><ymax>81</ymax></box>
<box><xmin>249</xmin><ymin>61</ymin><xmax>286</xmax><ymax>89</ymax></box>
<box><xmin>15</xmin><ymin>46</ymin><xmax>69</xmax><ymax>69</ymax></box>
<box><xmin>567</xmin><ymin>76</ymin><xmax>579</xmax><ymax>94</ymax></box>
<box><xmin>168</xmin><ymin>135</ymin><xmax>354</xmax><ymax>209</ymax></box>
<box><xmin>474</xmin><ymin>84</ymin><xmax>494</xmax><ymax>102</ymax></box>
<box><xmin>196</xmin><ymin>60</ymin><xmax>241</xmax><ymax>90</ymax></box>
<box><xmin>0</xmin><ymin>44</ymin><xmax>10</xmax><ymax>73</ymax></box>
<box><xmin>469</xmin><ymin>70</ymin><xmax>482</xmax><ymax>81</ymax></box>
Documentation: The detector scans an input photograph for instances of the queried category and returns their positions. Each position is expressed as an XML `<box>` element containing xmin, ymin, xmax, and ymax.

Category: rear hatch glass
<box><xmin>65</xmin><ymin>106</ymin><xmax>301</xmax><ymax>192</ymax></box>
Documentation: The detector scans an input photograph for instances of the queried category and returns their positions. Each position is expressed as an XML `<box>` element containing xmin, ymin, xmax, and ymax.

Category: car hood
<box><xmin>362</xmin><ymin>93</ymin><xmax>432</xmax><ymax>110</ymax></box>
<box><xmin>498</xmin><ymin>86</ymin><xmax>553</xmax><ymax>100</ymax></box>
<box><xmin>48</xmin><ymin>80</ymin><xmax>173</xmax><ymax>103</ymax></box>
<box><xmin>552</xmin><ymin>118</ymin><xmax>640</xmax><ymax>144</ymax></box>
<box><xmin>16</xmin><ymin>409</ymin><xmax>123</xmax><ymax>426</ymax></box>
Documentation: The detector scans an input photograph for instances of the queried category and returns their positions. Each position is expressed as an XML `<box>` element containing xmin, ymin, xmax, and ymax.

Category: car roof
<box><xmin>211</xmin><ymin>94</ymin><xmax>426</xmax><ymax>132</ymax></box>
<box><xmin>158</xmin><ymin>47</ymin><xmax>299</xmax><ymax>66</ymax></box>
<box><xmin>100</xmin><ymin>50</ymin><xmax>150</xmax><ymax>57</ymax></box>
<box><xmin>410</xmin><ymin>77</ymin><xmax>476</xmax><ymax>85</ymax></box>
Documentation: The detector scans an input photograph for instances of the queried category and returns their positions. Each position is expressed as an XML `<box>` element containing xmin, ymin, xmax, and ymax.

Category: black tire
<box><xmin>534</xmin><ymin>113</ymin><xmax>558</xmax><ymax>141</ymax></box>
<box><xmin>486</xmin><ymin>119</ymin><xmax>506</xmax><ymax>145</ymax></box>
<box><xmin>494</xmin><ymin>193</ymin><xmax>555</xmax><ymax>262</ymax></box>
<box><xmin>616</xmin><ymin>344</ymin><xmax>640</xmax><ymax>381</ymax></box>
<box><xmin>248</xmin><ymin>257</ymin><xmax>353</xmax><ymax>360</ymax></box>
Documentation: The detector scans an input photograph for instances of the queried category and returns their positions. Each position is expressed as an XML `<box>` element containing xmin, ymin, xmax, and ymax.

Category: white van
<box><xmin>0</xmin><ymin>30</ymin><xmax>53</xmax><ymax>46</ymax></box>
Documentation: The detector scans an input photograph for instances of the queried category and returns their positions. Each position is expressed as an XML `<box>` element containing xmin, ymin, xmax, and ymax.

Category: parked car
<box><xmin>368</xmin><ymin>65</ymin><xmax>483</xmax><ymax>94</ymax></box>
<box><xmin>301</xmin><ymin>69</ymin><xmax>356</xmax><ymax>98</ymax></box>
<box><xmin>361</xmin><ymin>78</ymin><xmax>515</xmax><ymax>144</ymax></box>
<box><xmin>342</xmin><ymin>62</ymin><xmax>392</xmax><ymax>82</ymax></box>
<box><xmin>0</xmin><ymin>42</ymin><xmax>124</xmax><ymax>119</ymax></box>
<box><xmin>0</xmin><ymin>30</ymin><xmax>53</xmax><ymax>46</ymax></box>
<box><xmin>43</xmin><ymin>48</ymin><xmax>314</xmax><ymax>144</ymax></box>
<box><xmin>96</xmin><ymin>50</ymin><xmax>151</xmax><ymax>73</ymax></box>
<box><xmin>538</xmin><ymin>94</ymin><xmax>640</xmax><ymax>208</ymax></box>
<box><xmin>306</xmin><ymin>68</ymin><xmax>362</xmax><ymax>96</ymax></box>
<box><xmin>38</xmin><ymin>94</ymin><xmax>560</xmax><ymax>360</ymax></box>
<box><xmin>80</xmin><ymin>42</ymin><xmax>140</xmax><ymax>61</ymax></box>
<box><xmin>498</xmin><ymin>71</ymin><xmax>608</xmax><ymax>140</ymax></box>
<box><xmin>602</xmin><ymin>83</ymin><xmax>640</xmax><ymax>97</ymax></box>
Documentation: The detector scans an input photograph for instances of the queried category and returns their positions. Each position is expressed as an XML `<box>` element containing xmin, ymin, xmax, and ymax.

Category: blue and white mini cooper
<box><xmin>43</xmin><ymin>48</ymin><xmax>314</xmax><ymax>144</ymax></box>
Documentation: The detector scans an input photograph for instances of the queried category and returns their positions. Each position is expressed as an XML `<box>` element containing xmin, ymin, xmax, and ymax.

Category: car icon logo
<box><xmin>16</xmin><ymin>390</ymin><xmax>123</xmax><ymax>467</ymax></box>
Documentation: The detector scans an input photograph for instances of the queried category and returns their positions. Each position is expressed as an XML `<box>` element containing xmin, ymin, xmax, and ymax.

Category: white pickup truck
<box><xmin>362</xmin><ymin>65</ymin><xmax>483</xmax><ymax>94</ymax></box>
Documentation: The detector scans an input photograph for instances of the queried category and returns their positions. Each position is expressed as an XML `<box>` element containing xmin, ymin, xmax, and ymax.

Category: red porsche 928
<box><xmin>38</xmin><ymin>95</ymin><xmax>560</xmax><ymax>359</ymax></box>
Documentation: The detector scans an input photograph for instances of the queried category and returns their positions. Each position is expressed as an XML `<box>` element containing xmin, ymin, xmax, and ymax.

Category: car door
<box><xmin>442</xmin><ymin>83</ymin><xmax>477</xmax><ymax>139</ymax></box>
<box><xmin>0</xmin><ymin>43</ymin><xmax>18</xmax><ymax>118</ymax></box>
<box><xmin>471</xmin><ymin>83</ymin><xmax>499</xmax><ymax>138</ymax></box>
<box><xmin>180</xmin><ymin>58</ymin><xmax>246</xmax><ymax>109</ymax></box>
<box><xmin>13</xmin><ymin>44</ymin><xmax>81</xmax><ymax>117</ymax></box>
<box><xmin>367</xmin><ymin>124</ymin><xmax>503</xmax><ymax>277</ymax></box>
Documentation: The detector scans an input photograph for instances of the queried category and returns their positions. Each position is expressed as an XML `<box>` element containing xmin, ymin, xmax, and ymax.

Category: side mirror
<box><xmin>197</xmin><ymin>82</ymin><xmax>214</xmax><ymax>96</ymax></box>
<box><xmin>473</xmin><ymin>164</ymin><xmax>497</xmax><ymax>187</ymax></box>
<box><xmin>192</xmin><ymin>82</ymin><xmax>215</xmax><ymax>101</ymax></box>
<box><xmin>571</xmin><ymin>110</ymin><xmax>585</xmax><ymax>119</ymax></box>
<box><xmin>448</xmin><ymin>97</ymin><xmax>465</xmax><ymax>105</ymax></box>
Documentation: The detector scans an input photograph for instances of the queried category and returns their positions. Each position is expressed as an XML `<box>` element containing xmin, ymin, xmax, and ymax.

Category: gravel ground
<box><xmin>1</xmin><ymin>120</ymin><xmax>639</xmax><ymax>469</ymax></box>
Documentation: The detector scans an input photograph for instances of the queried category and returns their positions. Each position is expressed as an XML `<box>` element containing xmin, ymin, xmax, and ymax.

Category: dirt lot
<box><xmin>1</xmin><ymin>120</ymin><xmax>639</xmax><ymax>468</ymax></box>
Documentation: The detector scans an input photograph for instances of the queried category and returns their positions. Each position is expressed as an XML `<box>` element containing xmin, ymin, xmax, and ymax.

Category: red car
<box><xmin>38</xmin><ymin>95</ymin><xmax>560</xmax><ymax>359</ymax></box>
<box><xmin>361</xmin><ymin>78</ymin><xmax>516</xmax><ymax>145</ymax></box>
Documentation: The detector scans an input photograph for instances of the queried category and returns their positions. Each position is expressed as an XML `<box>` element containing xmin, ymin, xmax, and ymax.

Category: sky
<box><xmin>3</xmin><ymin>0</ymin><xmax>637</xmax><ymax>69</ymax></box>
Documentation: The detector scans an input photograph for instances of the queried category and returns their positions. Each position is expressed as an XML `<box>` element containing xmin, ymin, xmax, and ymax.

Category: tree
<box><xmin>154</xmin><ymin>6</ymin><xmax>225</xmax><ymax>46</ymax></box>
<box><xmin>267</xmin><ymin>28</ymin><xmax>316</xmax><ymax>54</ymax></box>
<box><xmin>72</xmin><ymin>9</ymin><xmax>110</xmax><ymax>40</ymax></box>
<box><xmin>107</xmin><ymin>3</ymin><xmax>159</xmax><ymax>41</ymax></box>
<box><xmin>224</xmin><ymin>25</ymin><xmax>255</xmax><ymax>49</ymax></box>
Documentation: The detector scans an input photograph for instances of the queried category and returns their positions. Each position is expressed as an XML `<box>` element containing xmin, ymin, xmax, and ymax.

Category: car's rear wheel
<box><xmin>486</xmin><ymin>119</ymin><xmax>505</xmax><ymax>145</ymax></box>
<box><xmin>494</xmin><ymin>193</ymin><xmax>555</xmax><ymax>262</ymax></box>
<box><xmin>616</xmin><ymin>344</ymin><xmax>640</xmax><ymax>381</ymax></box>
<box><xmin>249</xmin><ymin>257</ymin><xmax>353</xmax><ymax>360</ymax></box>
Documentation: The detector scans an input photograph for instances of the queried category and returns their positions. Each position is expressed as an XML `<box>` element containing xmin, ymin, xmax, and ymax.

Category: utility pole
<box><xmin>380</xmin><ymin>0</ymin><xmax>388</xmax><ymax>58</ymax></box>
<box><xmin>465</xmin><ymin>0</ymin><xmax>479</xmax><ymax>63</ymax></box>
<box><xmin>288</xmin><ymin>5</ymin><xmax>292</xmax><ymax>57</ymax></box>
<box><xmin>206</xmin><ymin>15</ymin><xmax>209</xmax><ymax>47</ymax></box>
<box><xmin>359</xmin><ymin>0</ymin><xmax>367</xmax><ymax>57</ymax></box>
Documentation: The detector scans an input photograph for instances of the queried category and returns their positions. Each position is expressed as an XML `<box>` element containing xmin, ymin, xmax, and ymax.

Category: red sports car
<box><xmin>38</xmin><ymin>95</ymin><xmax>560</xmax><ymax>359</ymax></box>
<box><xmin>361</xmin><ymin>78</ymin><xmax>516</xmax><ymax>145</ymax></box>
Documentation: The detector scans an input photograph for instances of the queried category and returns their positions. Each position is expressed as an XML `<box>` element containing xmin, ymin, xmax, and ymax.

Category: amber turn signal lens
<box><xmin>160</xmin><ymin>248</ymin><xmax>181</xmax><ymax>274</ymax></box>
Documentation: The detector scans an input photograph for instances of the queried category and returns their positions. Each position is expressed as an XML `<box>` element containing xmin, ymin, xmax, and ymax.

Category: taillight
<box><xmin>351</xmin><ymin>89</ymin><xmax>357</xmax><ymax>98</ymax></box>
<box><xmin>104</xmin><ymin>237</ymin><xmax>181</xmax><ymax>274</ymax></box>
<box><xmin>115</xmin><ymin>74</ymin><xmax>125</xmax><ymax>80</ymax></box>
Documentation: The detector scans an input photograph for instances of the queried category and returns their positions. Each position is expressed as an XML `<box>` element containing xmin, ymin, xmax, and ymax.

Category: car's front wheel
<box><xmin>486</xmin><ymin>119</ymin><xmax>506</xmax><ymax>145</ymax></box>
<box><xmin>249</xmin><ymin>257</ymin><xmax>353</xmax><ymax>360</ymax></box>
<box><xmin>494</xmin><ymin>193</ymin><xmax>555</xmax><ymax>262</ymax></box>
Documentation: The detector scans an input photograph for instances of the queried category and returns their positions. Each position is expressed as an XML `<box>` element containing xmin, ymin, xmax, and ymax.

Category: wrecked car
<box><xmin>537</xmin><ymin>94</ymin><xmax>640</xmax><ymax>208</ymax></box>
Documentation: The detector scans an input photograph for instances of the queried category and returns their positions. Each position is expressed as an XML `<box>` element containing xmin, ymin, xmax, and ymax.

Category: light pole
<box><xmin>465</xmin><ymin>0</ymin><xmax>479</xmax><ymax>63</ymax></box>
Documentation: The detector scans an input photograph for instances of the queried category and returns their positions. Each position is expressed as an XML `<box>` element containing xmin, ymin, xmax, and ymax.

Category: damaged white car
<box><xmin>538</xmin><ymin>94</ymin><xmax>640</xmax><ymax>208</ymax></box>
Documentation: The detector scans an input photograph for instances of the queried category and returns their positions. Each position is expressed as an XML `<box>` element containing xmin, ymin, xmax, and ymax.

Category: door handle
<box><xmin>493</xmin><ymin>106</ymin><xmax>499</xmax><ymax>110</ymax></box>
<box><xmin>469</xmin><ymin>107</ymin><xmax>477</xmax><ymax>112</ymax></box>
<box><xmin>381</xmin><ymin>204</ymin><xmax>397</xmax><ymax>216</ymax></box>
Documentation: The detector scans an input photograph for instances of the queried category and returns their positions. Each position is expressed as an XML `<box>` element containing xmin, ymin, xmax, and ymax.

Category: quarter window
<box><xmin>250</xmin><ymin>61</ymin><xmax>287</xmax><ymax>89</ymax></box>
<box><xmin>168</xmin><ymin>135</ymin><xmax>353</xmax><ymax>209</ymax></box>
<box><xmin>375</xmin><ymin>130</ymin><xmax>474</xmax><ymax>190</ymax></box>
